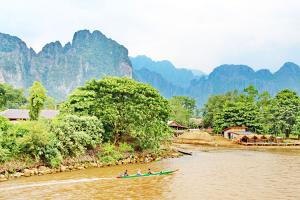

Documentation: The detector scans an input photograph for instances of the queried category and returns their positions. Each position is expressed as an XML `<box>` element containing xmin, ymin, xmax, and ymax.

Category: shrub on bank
<box><xmin>98</xmin><ymin>143</ymin><xmax>123</xmax><ymax>164</ymax></box>
<box><xmin>119</xmin><ymin>142</ymin><xmax>134</xmax><ymax>153</ymax></box>
<box><xmin>51</xmin><ymin>115</ymin><xmax>104</xmax><ymax>157</ymax></box>
<box><xmin>0</xmin><ymin>115</ymin><xmax>105</xmax><ymax>168</ymax></box>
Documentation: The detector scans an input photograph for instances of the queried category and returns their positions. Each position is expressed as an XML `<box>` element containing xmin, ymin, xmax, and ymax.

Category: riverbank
<box><xmin>173</xmin><ymin>130</ymin><xmax>300</xmax><ymax>150</ymax></box>
<box><xmin>0</xmin><ymin>148</ymin><xmax>181</xmax><ymax>182</ymax></box>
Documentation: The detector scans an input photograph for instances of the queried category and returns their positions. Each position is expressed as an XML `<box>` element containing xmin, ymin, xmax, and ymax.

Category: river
<box><xmin>1</xmin><ymin>147</ymin><xmax>300</xmax><ymax>200</ymax></box>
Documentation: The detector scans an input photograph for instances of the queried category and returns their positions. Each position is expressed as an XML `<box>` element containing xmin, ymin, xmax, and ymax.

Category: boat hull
<box><xmin>117</xmin><ymin>170</ymin><xmax>177</xmax><ymax>179</ymax></box>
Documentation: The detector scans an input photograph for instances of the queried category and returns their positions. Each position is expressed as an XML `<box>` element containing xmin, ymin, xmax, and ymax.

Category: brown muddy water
<box><xmin>1</xmin><ymin>147</ymin><xmax>300</xmax><ymax>200</ymax></box>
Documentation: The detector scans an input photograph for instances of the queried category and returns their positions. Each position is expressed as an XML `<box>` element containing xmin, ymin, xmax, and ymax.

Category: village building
<box><xmin>168</xmin><ymin>120</ymin><xmax>188</xmax><ymax>136</ymax></box>
<box><xmin>0</xmin><ymin>109</ymin><xmax>59</xmax><ymax>122</ymax></box>
<box><xmin>223</xmin><ymin>126</ymin><xmax>251</xmax><ymax>139</ymax></box>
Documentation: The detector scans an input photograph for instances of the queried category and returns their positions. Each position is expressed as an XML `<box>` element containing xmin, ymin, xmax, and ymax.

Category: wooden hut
<box><xmin>234</xmin><ymin>135</ymin><xmax>249</xmax><ymax>143</ymax></box>
<box><xmin>167</xmin><ymin>120</ymin><xmax>188</xmax><ymax>136</ymax></box>
<box><xmin>257</xmin><ymin>135</ymin><xmax>268</xmax><ymax>143</ymax></box>
<box><xmin>248</xmin><ymin>134</ymin><xmax>259</xmax><ymax>143</ymax></box>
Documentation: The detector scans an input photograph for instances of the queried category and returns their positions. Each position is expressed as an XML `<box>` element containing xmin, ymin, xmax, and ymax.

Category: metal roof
<box><xmin>0</xmin><ymin>109</ymin><xmax>59</xmax><ymax>119</ymax></box>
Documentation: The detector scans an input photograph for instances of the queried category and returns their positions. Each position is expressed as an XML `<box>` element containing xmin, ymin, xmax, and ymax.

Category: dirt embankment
<box><xmin>173</xmin><ymin>130</ymin><xmax>239</xmax><ymax>147</ymax></box>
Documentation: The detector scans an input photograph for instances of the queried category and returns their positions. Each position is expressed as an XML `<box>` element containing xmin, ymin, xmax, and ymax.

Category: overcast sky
<box><xmin>1</xmin><ymin>0</ymin><xmax>300</xmax><ymax>73</ymax></box>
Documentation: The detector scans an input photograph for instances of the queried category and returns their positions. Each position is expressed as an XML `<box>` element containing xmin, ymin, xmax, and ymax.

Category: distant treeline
<box><xmin>202</xmin><ymin>86</ymin><xmax>300</xmax><ymax>138</ymax></box>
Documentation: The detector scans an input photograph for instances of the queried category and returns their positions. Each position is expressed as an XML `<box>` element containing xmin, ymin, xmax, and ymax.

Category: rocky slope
<box><xmin>0</xmin><ymin>30</ymin><xmax>132</xmax><ymax>100</ymax></box>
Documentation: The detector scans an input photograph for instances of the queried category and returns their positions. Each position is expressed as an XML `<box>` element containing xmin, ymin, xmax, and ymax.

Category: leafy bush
<box><xmin>119</xmin><ymin>142</ymin><xmax>134</xmax><ymax>153</ymax></box>
<box><xmin>51</xmin><ymin>115</ymin><xmax>104</xmax><ymax>157</ymax></box>
<box><xmin>100</xmin><ymin>155</ymin><xmax>116</xmax><ymax>164</ymax></box>
<box><xmin>0</xmin><ymin>146</ymin><xmax>10</xmax><ymax>162</ymax></box>
<box><xmin>99</xmin><ymin>143</ymin><xmax>123</xmax><ymax>164</ymax></box>
<box><xmin>0</xmin><ymin>126</ymin><xmax>20</xmax><ymax>159</ymax></box>
<box><xmin>0</xmin><ymin>116</ymin><xmax>10</xmax><ymax>131</ymax></box>
<box><xmin>16</xmin><ymin>121</ymin><xmax>52</xmax><ymax>161</ymax></box>
<box><xmin>43</xmin><ymin>136</ymin><xmax>63</xmax><ymax>167</ymax></box>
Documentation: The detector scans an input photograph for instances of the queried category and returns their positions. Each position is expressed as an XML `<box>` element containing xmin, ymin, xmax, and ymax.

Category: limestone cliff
<box><xmin>0</xmin><ymin>30</ymin><xmax>132</xmax><ymax>100</ymax></box>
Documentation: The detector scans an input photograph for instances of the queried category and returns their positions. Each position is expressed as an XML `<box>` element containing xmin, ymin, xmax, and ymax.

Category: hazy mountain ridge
<box><xmin>131</xmin><ymin>55</ymin><xmax>204</xmax><ymax>88</ymax></box>
<box><xmin>132</xmin><ymin>56</ymin><xmax>300</xmax><ymax>106</ymax></box>
<box><xmin>0</xmin><ymin>30</ymin><xmax>132</xmax><ymax>100</ymax></box>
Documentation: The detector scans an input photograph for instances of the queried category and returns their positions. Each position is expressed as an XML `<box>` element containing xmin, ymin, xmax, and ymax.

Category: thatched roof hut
<box><xmin>234</xmin><ymin>135</ymin><xmax>249</xmax><ymax>143</ymax></box>
<box><xmin>248</xmin><ymin>134</ymin><xmax>259</xmax><ymax>142</ymax></box>
<box><xmin>257</xmin><ymin>135</ymin><xmax>268</xmax><ymax>142</ymax></box>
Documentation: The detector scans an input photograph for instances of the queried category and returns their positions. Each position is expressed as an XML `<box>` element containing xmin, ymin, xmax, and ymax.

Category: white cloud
<box><xmin>0</xmin><ymin>0</ymin><xmax>300</xmax><ymax>73</ymax></box>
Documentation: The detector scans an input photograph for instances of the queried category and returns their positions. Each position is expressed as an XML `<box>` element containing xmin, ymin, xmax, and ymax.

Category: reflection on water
<box><xmin>1</xmin><ymin>148</ymin><xmax>300</xmax><ymax>200</ymax></box>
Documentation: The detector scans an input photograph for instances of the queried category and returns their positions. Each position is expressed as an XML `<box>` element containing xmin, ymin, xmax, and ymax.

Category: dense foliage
<box><xmin>169</xmin><ymin>96</ymin><xmax>197</xmax><ymax>126</ymax></box>
<box><xmin>0</xmin><ymin>83</ymin><xmax>27</xmax><ymax>110</ymax></box>
<box><xmin>202</xmin><ymin>86</ymin><xmax>300</xmax><ymax>138</ymax></box>
<box><xmin>0</xmin><ymin>115</ymin><xmax>105</xmax><ymax>167</ymax></box>
<box><xmin>61</xmin><ymin>77</ymin><xmax>171</xmax><ymax>150</ymax></box>
<box><xmin>28</xmin><ymin>81</ymin><xmax>47</xmax><ymax>120</ymax></box>
<box><xmin>51</xmin><ymin>115</ymin><xmax>104</xmax><ymax>157</ymax></box>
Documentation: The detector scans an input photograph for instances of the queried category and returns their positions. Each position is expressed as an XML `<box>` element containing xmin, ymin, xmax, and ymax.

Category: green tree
<box><xmin>28</xmin><ymin>81</ymin><xmax>47</xmax><ymax>120</ymax></box>
<box><xmin>205</xmin><ymin>86</ymin><xmax>261</xmax><ymax>133</ymax></box>
<box><xmin>257</xmin><ymin>91</ymin><xmax>273</xmax><ymax>134</ymax></box>
<box><xmin>61</xmin><ymin>77</ymin><xmax>171</xmax><ymax>150</ymax></box>
<box><xmin>169</xmin><ymin>96</ymin><xmax>195</xmax><ymax>125</ymax></box>
<box><xmin>0</xmin><ymin>83</ymin><xmax>27</xmax><ymax>110</ymax></box>
<box><xmin>202</xmin><ymin>91</ymin><xmax>238</xmax><ymax>128</ymax></box>
<box><xmin>170</xmin><ymin>96</ymin><xmax>197</xmax><ymax>115</ymax></box>
<box><xmin>272</xmin><ymin>89</ymin><xmax>300</xmax><ymax>138</ymax></box>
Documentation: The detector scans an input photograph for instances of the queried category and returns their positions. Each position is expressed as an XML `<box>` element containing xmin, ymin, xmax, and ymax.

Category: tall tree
<box><xmin>271</xmin><ymin>89</ymin><xmax>300</xmax><ymax>138</ymax></box>
<box><xmin>202</xmin><ymin>91</ymin><xmax>238</xmax><ymax>128</ymax></box>
<box><xmin>169</xmin><ymin>96</ymin><xmax>197</xmax><ymax>125</ymax></box>
<box><xmin>28</xmin><ymin>81</ymin><xmax>47</xmax><ymax>120</ymax></box>
<box><xmin>257</xmin><ymin>91</ymin><xmax>273</xmax><ymax>134</ymax></box>
<box><xmin>61</xmin><ymin>77</ymin><xmax>171</xmax><ymax>150</ymax></box>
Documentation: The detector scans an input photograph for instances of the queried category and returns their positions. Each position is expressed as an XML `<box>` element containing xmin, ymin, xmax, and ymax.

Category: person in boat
<box><xmin>123</xmin><ymin>169</ymin><xmax>129</xmax><ymax>177</ymax></box>
<box><xmin>148</xmin><ymin>168</ymin><xmax>153</xmax><ymax>174</ymax></box>
<box><xmin>137</xmin><ymin>169</ymin><xmax>142</xmax><ymax>176</ymax></box>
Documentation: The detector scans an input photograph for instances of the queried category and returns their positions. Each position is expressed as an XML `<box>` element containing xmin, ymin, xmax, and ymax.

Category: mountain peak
<box><xmin>282</xmin><ymin>62</ymin><xmax>299</xmax><ymax>70</ymax></box>
<box><xmin>40</xmin><ymin>41</ymin><xmax>63</xmax><ymax>55</ymax></box>
<box><xmin>275</xmin><ymin>62</ymin><xmax>300</xmax><ymax>76</ymax></box>
<box><xmin>210</xmin><ymin>64</ymin><xmax>255</xmax><ymax>79</ymax></box>
<box><xmin>72</xmin><ymin>29</ymin><xmax>92</xmax><ymax>47</ymax></box>
<box><xmin>0</xmin><ymin>32</ymin><xmax>28</xmax><ymax>52</ymax></box>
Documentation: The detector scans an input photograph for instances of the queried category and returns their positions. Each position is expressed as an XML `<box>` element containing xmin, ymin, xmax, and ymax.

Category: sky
<box><xmin>0</xmin><ymin>0</ymin><xmax>300</xmax><ymax>73</ymax></box>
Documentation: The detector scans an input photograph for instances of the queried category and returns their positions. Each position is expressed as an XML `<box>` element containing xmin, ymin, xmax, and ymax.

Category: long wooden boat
<box><xmin>116</xmin><ymin>169</ymin><xmax>178</xmax><ymax>179</ymax></box>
